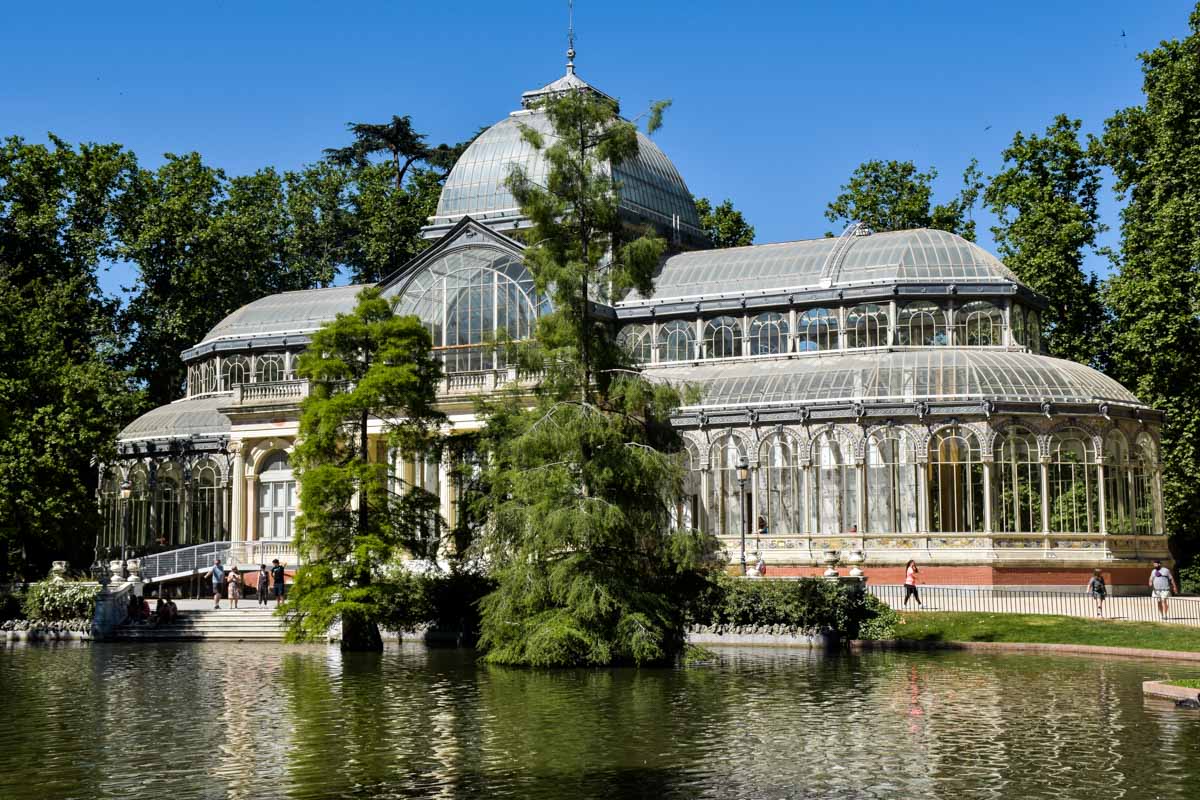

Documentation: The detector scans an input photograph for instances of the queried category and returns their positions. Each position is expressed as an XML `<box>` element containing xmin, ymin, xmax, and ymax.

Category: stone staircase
<box><xmin>112</xmin><ymin>606</ymin><xmax>287</xmax><ymax>642</ymax></box>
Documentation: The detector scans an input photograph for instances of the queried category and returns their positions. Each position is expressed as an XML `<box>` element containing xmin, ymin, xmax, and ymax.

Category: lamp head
<box><xmin>120</xmin><ymin>479</ymin><xmax>132</xmax><ymax>500</ymax></box>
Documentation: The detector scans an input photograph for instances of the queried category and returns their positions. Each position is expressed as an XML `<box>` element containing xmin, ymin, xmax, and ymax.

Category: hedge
<box><xmin>21</xmin><ymin>581</ymin><xmax>101</xmax><ymax>622</ymax></box>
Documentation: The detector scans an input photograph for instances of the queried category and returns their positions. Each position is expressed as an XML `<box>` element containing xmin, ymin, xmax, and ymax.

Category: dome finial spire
<box><xmin>566</xmin><ymin>0</ymin><xmax>576</xmax><ymax>74</ymax></box>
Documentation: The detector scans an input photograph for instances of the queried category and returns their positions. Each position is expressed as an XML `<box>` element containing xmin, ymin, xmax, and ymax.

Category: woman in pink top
<box><xmin>903</xmin><ymin>560</ymin><xmax>923</xmax><ymax>608</ymax></box>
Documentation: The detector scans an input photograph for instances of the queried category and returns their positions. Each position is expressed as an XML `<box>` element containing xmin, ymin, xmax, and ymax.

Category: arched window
<box><xmin>672</xmin><ymin>446</ymin><xmax>702</xmax><ymax>532</ymax></box>
<box><xmin>1132</xmin><ymin>436</ymin><xmax>1158</xmax><ymax>535</ymax></box>
<box><xmin>811</xmin><ymin>431</ymin><xmax>856</xmax><ymax>534</ymax></box>
<box><xmin>1104</xmin><ymin>433</ymin><xmax>1133</xmax><ymax>535</ymax></box>
<box><xmin>928</xmin><ymin>428</ymin><xmax>985</xmax><ymax>533</ymax></box>
<box><xmin>897</xmin><ymin>302</ymin><xmax>948</xmax><ymax>346</ymax></box>
<box><xmin>957</xmin><ymin>301</ymin><xmax>1003</xmax><ymax>346</ymax></box>
<box><xmin>99</xmin><ymin>469</ymin><xmax>122</xmax><ymax>553</ymax></box>
<box><xmin>704</xmin><ymin>316</ymin><xmax>742</xmax><ymax>359</ymax></box>
<box><xmin>200</xmin><ymin>360</ymin><xmax>218</xmax><ymax>394</ymax></box>
<box><xmin>187</xmin><ymin>364</ymin><xmax>199</xmax><ymax>397</ymax></box>
<box><xmin>255</xmin><ymin>354</ymin><xmax>284</xmax><ymax>383</ymax></box>
<box><xmin>189</xmin><ymin>461</ymin><xmax>221</xmax><ymax>545</ymax></box>
<box><xmin>796</xmin><ymin>308</ymin><xmax>838</xmax><ymax>352</ymax></box>
<box><xmin>748</xmin><ymin>312</ymin><xmax>789</xmax><ymax>356</ymax></box>
<box><xmin>392</xmin><ymin>246</ymin><xmax>543</xmax><ymax>374</ymax></box>
<box><xmin>657</xmin><ymin>320</ymin><xmax>695</xmax><ymax>362</ymax></box>
<box><xmin>258</xmin><ymin>450</ymin><xmax>297</xmax><ymax>540</ymax></box>
<box><xmin>155</xmin><ymin>475</ymin><xmax>180</xmax><ymax>549</ymax></box>
<box><xmin>221</xmin><ymin>356</ymin><xmax>250</xmax><ymax>389</ymax></box>
<box><xmin>845</xmin><ymin>304</ymin><xmax>889</xmax><ymax>349</ymax></box>
<box><xmin>993</xmin><ymin>427</ymin><xmax>1041</xmax><ymax>533</ymax></box>
<box><xmin>1028</xmin><ymin>310</ymin><xmax>1042</xmax><ymax>354</ymax></box>
<box><xmin>1011</xmin><ymin>305</ymin><xmax>1026</xmax><ymax>346</ymax></box>
<box><xmin>707</xmin><ymin>436</ymin><xmax>747</xmax><ymax>539</ymax></box>
<box><xmin>865</xmin><ymin>429</ymin><xmax>918</xmax><ymax>534</ymax></box>
<box><xmin>129</xmin><ymin>467</ymin><xmax>152</xmax><ymax>549</ymax></box>
<box><xmin>617</xmin><ymin>324</ymin><xmax>653</xmax><ymax>364</ymax></box>
<box><xmin>758</xmin><ymin>433</ymin><xmax>804</xmax><ymax>536</ymax></box>
<box><xmin>1048</xmin><ymin>429</ymin><xmax>1098</xmax><ymax>534</ymax></box>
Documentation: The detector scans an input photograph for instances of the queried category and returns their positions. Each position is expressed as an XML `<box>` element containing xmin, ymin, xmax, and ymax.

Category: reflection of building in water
<box><xmin>100</xmin><ymin>54</ymin><xmax>1168</xmax><ymax>589</ymax></box>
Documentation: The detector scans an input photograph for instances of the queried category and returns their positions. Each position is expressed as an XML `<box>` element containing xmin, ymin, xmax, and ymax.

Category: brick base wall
<box><xmin>756</xmin><ymin>564</ymin><xmax>1163</xmax><ymax>588</ymax></box>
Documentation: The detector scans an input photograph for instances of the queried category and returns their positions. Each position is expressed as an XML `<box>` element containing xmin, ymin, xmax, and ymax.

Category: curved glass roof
<box><xmin>119</xmin><ymin>394</ymin><xmax>230</xmax><ymax>442</ymax></box>
<box><xmin>198</xmin><ymin>285</ymin><xmax>366</xmax><ymax>346</ymax></box>
<box><xmin>622</xmin><ymin>228</ymin><xmax>1024</xmax><ymax>304</ymax></box>
<box><xmin>431</xmin><ymin>108</ymin><xmax>702</xmax><ymax>236</ymax></box>
<box><xmin>647</xmin><ymin>349</ymin><xmax>1145</xmax><ymax>410</ymax></box>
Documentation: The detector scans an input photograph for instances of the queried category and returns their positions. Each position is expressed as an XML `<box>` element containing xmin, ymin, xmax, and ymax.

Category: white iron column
<box><xmin>231</xmin><ymin>442</ymin><xmax>246</xmax><ymax>543</ymax></box>
<box><xmin>1096</xmin><ymin>460</ymin><xmax>1108</xmax><ymax>535</ymax></box>
<box><xmin>981</xmin><ymin>460</ymin><xmax>993</xmax><ymax>534</ymax></box>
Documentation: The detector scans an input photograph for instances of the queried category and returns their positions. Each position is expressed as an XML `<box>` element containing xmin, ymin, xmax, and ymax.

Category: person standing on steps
<box><xmin>903</xmin><ymin>559</ymin><xmax>923</xmax><ymax>608</ymax></box>
<box><xmin>1085</xmin><ymin>569</ymin><xmax>1107</xmax><ymax>618</ymax></box>
<box><xmin>1149</xmin><ymin>560</ymin><xmax>1178</xmax><ymax>620</ymax></box>
<box><xmin>271</xmin><ymin>559</ymin><xmax>286</xmax><ymax>606</ymax></box>
<box><xmin>257</xmin><ymin>564</ymin><xmax>270</xmax><ymax>607</ymax></box>
<box><xmin>227</xmin><ymin>567</ymin><xmax>242</xmax><ymax>609</ymax></box>
<box><xmin>206</xmin><ymin>558</ymin><xmax>225</xmax><ymax>609</ymax></box>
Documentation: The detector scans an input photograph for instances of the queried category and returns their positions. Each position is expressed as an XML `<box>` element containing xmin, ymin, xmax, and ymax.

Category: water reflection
<box><xmin>0</xmin><ymin>642</ymin><xmax>1198</xmax><ymax>799</ymax></box>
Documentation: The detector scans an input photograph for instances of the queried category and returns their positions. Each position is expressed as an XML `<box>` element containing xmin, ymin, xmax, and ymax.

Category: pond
<box><xmin>1</xmin><ymin>642</ymin><xmax>1198</xmax><ymax>799</ymax></box>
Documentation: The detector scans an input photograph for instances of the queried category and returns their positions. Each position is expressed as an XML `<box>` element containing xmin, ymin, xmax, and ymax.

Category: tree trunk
<box><xmin>340</xmin><ymin>613</ymin><xmax>384</xmax><ymax>652</ymax></box>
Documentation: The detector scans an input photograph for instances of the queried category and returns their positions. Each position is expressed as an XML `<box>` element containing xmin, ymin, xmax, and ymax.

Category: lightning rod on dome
<box><xmin>567</xmin><ymin>0</ymin><xmax>576</xmax><ymax>74</ymax></box>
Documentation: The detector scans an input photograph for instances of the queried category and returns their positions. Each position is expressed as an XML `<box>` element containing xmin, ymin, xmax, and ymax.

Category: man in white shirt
<box><xmin>1149</xmin><ymin>560</ymin><xmax>1178</xmax><ymax>620</ymax></box>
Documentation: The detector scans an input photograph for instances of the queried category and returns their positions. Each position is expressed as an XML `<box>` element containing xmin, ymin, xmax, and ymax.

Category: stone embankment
<box><xmin>1</xmin><ymin>618</ymin><xmax>93</xmax><ymax>641</ymax></box>
<box><xmin>687</xmin><ymin>624</ymin><xmax>836</xmax><ymax>647</ymax></box>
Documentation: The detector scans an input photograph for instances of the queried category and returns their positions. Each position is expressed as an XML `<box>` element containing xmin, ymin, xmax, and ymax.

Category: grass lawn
<box><xmin>894</xmin><ymin>612</ymin><xmax>1200</xmax><ymax>654</ymax></box>
<box><xmin>1168</xmin><ymin>678</ymin><xmax>1200</xmax><ymax>688</ymax></box>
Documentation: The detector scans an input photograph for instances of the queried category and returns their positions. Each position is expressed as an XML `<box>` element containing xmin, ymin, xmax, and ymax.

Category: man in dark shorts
<box><xmin>271</xmin><ymin>559</ymin><xmax>286</xmax><ymax>605</ymax></box>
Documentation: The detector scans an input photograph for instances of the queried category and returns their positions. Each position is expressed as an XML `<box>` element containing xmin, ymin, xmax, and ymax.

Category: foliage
<box><xmin>420</xmin><ymin>568</ymin><xmax>495</xmax><ymax>638</ymax></box>
<box><xmin>0</xmin><ymin>136</ymin><xmax>143</xmax><ymax>578</ymax></box>
<box><xmin>894</xmin><ymin>611</ymin><xmax>1200</xmax><ymax>652</ymax></box>
<box><xmin>1099</xmin><ymin>7</ymin><xmax>1200</xmax><ymax>573</ymax></box>
<box><xmin>688</xmin><ymin>574</ymin><xmax>896</xmax><ymax>639</ymax></box>
<box><xmin>1180</xmin><ymin>564</ymin><xmax>1200</xmax><ymax>596</ymax></box>
<box><xmin>472</xmin><ymin>88</ymin><xmax>719</xmax><ymax>668</ymax></box>
<box><xmin>0</xmin><ymin>587</ymin><xmax>22</xmax><ymax>621</ymax></box>
<box><xmin>285</xmin><ymin>287</ymin><xmax>444</xmax><ymax>650</ymax></box>
<box><xmin>694</xmin><ymin>196</ymin><xmax>755</xmax><ymax>248</ymax></box>
<box><xmin>825</xmin><ymin>158</ymin><xmax>983</xmax><ymax>240</ymax></box>
<box><xmin>20</xmin><ymin>580</ymin><xmax>99</xmax><ymax>622</ymax></box>
<box><xmin>118</xmin><ymin>156</ymin><xmax>344</xmax><ymax>407</ymax></box>
<box><xmin>324</xmin><ymin>115</ymin><xmax>480</xmax><ymax>284</ymax></box>
<box><xmin>1167</xmin><ymin>678</ymin><xmax>1200</xmax><ymax>689</ymax></box>
<box><xmin>984</xmin><ymin>115</ymin><xmax>1107</xmax><ymax>366</ymax></box>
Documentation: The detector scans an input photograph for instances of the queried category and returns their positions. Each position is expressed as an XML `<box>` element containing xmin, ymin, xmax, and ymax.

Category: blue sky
<box><xmin>3</xmin><ymin>0</ymin><xmax>1195</xmax><ymax>297</ymax></box>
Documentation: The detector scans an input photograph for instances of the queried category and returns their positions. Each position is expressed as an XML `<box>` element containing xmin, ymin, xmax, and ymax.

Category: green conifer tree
<box><xmin>285</xmin><ymin>287</ymin><xmax>444</xmax><ymax>650</ymax></box>
<box><xmin>472</xmin><ymin>89</ymin><xmax>716</xmax><ymax>667</ymax></box>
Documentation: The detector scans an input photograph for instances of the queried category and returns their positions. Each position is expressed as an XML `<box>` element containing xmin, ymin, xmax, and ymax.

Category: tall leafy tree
<box><xmin>473</xmin><ymin>89</ymin><xmax>716</xmax><ymax>667</ymax></box>
<box><xmin>825</xmin><ymin>158</ymin><xmax>984</xmax><ymax>240</ymax></box>
<box><xmin>325</xmin><ymin>116</ymin><xmax>480</xmax><ymax>284</ymax></box>
<box><xmin>694</xmin><ymin>196</ymin><xmax>755</xmax><ymax>248</ymax></box>
<box><xmin>1101</xmin><ymin>4</ymin><xmax>1200</xmax><ymax>575</ymax></box>
<box><xmin>0</xmin><ymin>136</ymin><xmax>141</xmax><ymax>577</ymax></box>
<box><xmin>985</xmin><ymin>115</ymin><xmax>1107</xmax><ymax>366</ymax></box>
<box><xmin>286</xmin><ymin>287</ymin><xmax>443</xmax><ymax>651</ymax></box>
<box><xmin>119</xmin><ymin>156</ymin><xmax>341</xmax><ymax>407</ymax></box>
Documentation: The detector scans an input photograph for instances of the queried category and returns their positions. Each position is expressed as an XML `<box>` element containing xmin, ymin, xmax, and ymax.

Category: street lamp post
<box><xmin>119</xmin><ymin>478</ymin><xmax>132</xmax><ymax>578</ymax></box>
<box><xmin>736</xmin><ymin>456</ymin><xmax>749</xmax><ymax>575</ymax></box>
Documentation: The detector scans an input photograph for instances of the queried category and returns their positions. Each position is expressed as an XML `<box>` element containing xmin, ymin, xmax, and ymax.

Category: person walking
<box><xmin>227</xmin><ymin>567</ymin><xmax>242</xmax><ymax>609</ymax></box>
<box><xmin>903</xmin><ymin>559</ymin><xmax>923</xmax><ymax>608</ymax></box>
<box><xmin>1149</xmin><ymin>560</ymin><xmax>1178</xmax><ymax>620</ymax></box>
<box><xmin>206</xmin><ymin>558</ymin><xmax>225</xmax><ymax>609</ymax></box>
<box><xmin>1086</xmin><ymin>569</ymin><xmax>1107</xmax><ymax>618</ymax></box>
<box><xmin>271</xmin><ymin>559</ymin><xmax>286</xmax><ymax>606</ymax></box>
<box><xmin>257</xmin><ymin>564</ymin><xmax>270</xmax><ymax>607</ymax></box>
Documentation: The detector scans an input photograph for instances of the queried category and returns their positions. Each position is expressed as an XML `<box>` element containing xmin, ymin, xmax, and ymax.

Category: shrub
<box><xmin>1180</xmin><ymin>562</ymin><xmax>1200</xmax><ymax>595</ymax></box>
<box><xmin>1</xmin><ymin>587</ymin><xmax>23</xmax><ymax>622</ymax></box>
<box><xmin>21</xmin><ymin>581</ymin><xmax>100</xmax><ymax>622</ymax></box>
<box><xmin>688</xmin><ymin>574</ymin><xmax>897</xmax><ymax>639</ymax></box>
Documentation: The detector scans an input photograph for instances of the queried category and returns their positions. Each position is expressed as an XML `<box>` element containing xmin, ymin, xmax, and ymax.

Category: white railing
<box><xmin>233</xmin><ymin>380</ymin><xmax>310</xmax><ymax>404</ymax></box>
<box><xmin>868</xmin><ymin>584</ymin><xmax>1200</xmax><ymax>626</ymax></box>
<box><xmin>139</xmin><ymin>541</ymin><xmax>234</xmax><ymax>582</ymax></box>
<box><xmin>226</xmin><ymin>540</ymin><xmax>299</xmax><ymax>567</ymax></box>
<box><xmin>440</xmin><ymin>368</ymin><xmax>543</xmax><ymax>398</ymax></box>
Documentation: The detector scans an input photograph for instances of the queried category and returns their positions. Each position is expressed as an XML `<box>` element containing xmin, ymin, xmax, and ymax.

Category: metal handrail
<box><xmin>139</xmin><ymin>541</ymin><xmax>233</xmax><ymax>582</ymax></box>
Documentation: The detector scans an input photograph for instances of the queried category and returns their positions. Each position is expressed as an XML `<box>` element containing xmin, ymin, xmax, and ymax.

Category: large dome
<box><xmin>424</xmin><ymin>70</ymin><xmax>705</xmax><ymax>246</ymax></box>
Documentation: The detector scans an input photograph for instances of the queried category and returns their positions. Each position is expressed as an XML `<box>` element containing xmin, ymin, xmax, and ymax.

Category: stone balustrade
<box><xmin>233</xmin><ymin>380</ymin><xmax>311</xmax><ymax>405</ymax></box>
